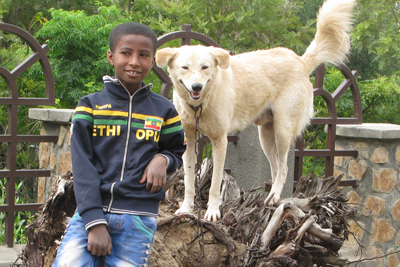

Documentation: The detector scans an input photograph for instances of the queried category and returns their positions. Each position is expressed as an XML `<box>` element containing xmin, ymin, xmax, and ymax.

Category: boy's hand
<box><xmin>140</xmin><ymin>155</ymin><xmax>167</xmax><ymax>194</ymax></box>
<box><xmin>87</xmin><ymin>224</ymin><xmax>112</xmax><ymax>256</ymax></box>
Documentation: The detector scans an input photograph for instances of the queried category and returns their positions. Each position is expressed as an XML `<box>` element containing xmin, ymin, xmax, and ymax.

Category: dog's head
<box><xmin>156</xmin><ymin>45</ymin><xmax>230</xmax><ymax>101</ymax></box>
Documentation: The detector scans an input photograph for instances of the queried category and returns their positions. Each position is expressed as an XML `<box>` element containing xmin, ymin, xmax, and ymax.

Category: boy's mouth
<box><xmin>126</xmin><ymin>70</ymin><xmax>141</xmax><ymax>78</ymax></box>
<box><xmin>127</xmin><ymin>70</ymin><xmax>140</xmax><ymax>75</ymax></box>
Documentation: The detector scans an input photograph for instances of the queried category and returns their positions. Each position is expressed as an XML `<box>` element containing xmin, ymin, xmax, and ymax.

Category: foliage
<box><xmin>0</xmin><ymin>179</ymin><xmax>37</xmax><ymax>244</ymax></box>
<box><xmin>360</xmin><ymin>75</ymin><xmax>400</xmax><ymax>125</ymax></box>
<box><xmin>35</xmin><ymin>6</ymin><xmax>124</xmax><ymax>107</ymax></box>
<box><xmin>0</xmin><ymin>0</ymin><xmax>107</xmax><ymax>32</ymax></box>
<box><xmin>351</xmin><ymin>0</ymin><xmax>400</xmax><ymax>78</ymax></box>
<box><xmin>144</xmin><ymin>0</ymin><xmax>314</xmax><ymax>54</ymax></box>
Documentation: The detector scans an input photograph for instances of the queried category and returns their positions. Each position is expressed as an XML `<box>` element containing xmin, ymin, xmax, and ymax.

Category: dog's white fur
<box><xmin>156</xmin><ymin>0</ymin><xmax>356</xmax><ymax>221</ymax></box>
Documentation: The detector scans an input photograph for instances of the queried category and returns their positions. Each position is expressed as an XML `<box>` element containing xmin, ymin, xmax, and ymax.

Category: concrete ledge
<box><xmin>29</xmin><ymin>108</ymin><xmax>74</xmax><ymax>123</ymax></box>
<box><xmin>0</xmin><ymin>244</ymin><xmax>25</xmax><ymax>267</ymax></box>
<box><xmin>336</xmin><ymin>123</ymin><xmax>400</xmax><ymax>139</ymax></box>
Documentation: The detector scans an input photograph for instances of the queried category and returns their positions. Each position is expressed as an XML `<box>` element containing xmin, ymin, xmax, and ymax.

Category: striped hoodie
<box><xmin>71</xmin><ymin>76</ymin><xmax>185</xmax><ymax>230</ymax></box>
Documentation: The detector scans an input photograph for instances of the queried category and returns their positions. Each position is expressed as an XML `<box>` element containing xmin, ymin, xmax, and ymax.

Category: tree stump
<box><xmin>19</xmin><ymin>159</ymin><xmax>356</xmax><ymax>267</ymax></box>
<box><xmin>22</xmin><ymin>171</ymin><xmax>75</xmax><ymax>267</ymax></box>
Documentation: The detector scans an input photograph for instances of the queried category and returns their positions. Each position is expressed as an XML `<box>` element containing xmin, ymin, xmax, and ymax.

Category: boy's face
<box><xmin>107</xmin><ymin>34</ymin><xmax>155</xmax><ymax>94</ymax></box>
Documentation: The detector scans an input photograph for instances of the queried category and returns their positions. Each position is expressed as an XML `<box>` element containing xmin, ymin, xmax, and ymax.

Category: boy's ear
<box><xmin>107</xmin><ymin>50</ymin><xmax>114</xmax><ymax>66</ymax></box>
<box><xmin>155</xmin><ymin>48</ymin><xmax>177</xmax><ymax>67</ymax></box>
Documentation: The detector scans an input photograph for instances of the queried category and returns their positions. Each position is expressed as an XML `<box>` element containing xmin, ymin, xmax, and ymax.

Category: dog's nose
<box><xmin>192</xmin><ymin>83</ymin><xmax>203</xmax><ymax>92</ymax></box>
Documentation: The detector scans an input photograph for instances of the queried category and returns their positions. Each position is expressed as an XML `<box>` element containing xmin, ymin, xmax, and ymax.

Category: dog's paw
<box><xmin>204</xmin><ymin>205</ymin><xmax>221</xmax><ymax>222</ymax></box>
<box><xmin>175</xmin><ymin>208</ymin><xmax>189</xmax><ymax>215</ymax></box>
<box><xmin>175</xmin><ymin>203</ymin><xmax>193</xmax><ymax>215</ymax></box>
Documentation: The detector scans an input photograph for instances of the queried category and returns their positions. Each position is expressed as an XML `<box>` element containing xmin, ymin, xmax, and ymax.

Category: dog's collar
<box><xmin>188</xmin><ymin>102</ymin><xmax>203</xmax><ymax>112</ymax></box>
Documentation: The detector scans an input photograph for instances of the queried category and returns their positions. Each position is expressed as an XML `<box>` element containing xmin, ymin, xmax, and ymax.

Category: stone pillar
<box><xmin>29</xmin><ymin>108</ymin><xmax>74</xmax><ymax>202</ymax></box>
<box><xmin>334</xmin><ymin>123</ymin><xmax>400</xmax><ymax>267</ymax></box>
<box><xmin>225</xmin><ymin>124</ymin><xmax>294</xmax><ymax>198</ymax></box>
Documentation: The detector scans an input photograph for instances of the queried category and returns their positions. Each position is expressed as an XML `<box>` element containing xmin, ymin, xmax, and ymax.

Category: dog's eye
<box><xmin>202</xmin><ymin>66</ymin><xmax>209</xmax><ymax>70</ymax></box>
<box><xmin>181</xmin><ymin>66</ymin><xmax>188</xmax><ymax>70</ymax></box>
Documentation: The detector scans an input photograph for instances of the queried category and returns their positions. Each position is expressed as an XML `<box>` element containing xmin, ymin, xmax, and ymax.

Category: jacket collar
<box><xmin>102</xmin><ymin>75</ymin><xmax>153</xmax><ymax>101</ymax></box>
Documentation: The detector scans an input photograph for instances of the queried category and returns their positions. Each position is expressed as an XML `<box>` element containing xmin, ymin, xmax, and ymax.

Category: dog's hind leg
<box><xmin>175</xmin><ymin>131</ymin><xmax>196</xmax><ymax>216</ymax></box>
<box><xmin>258</xmin><ymin>122</ymin><xmax>278</xmax><ymax>184</ymax></box>
<box><xmin>204</xmin><ymin>135</ymin><xmax>228</xmax><ymax>221</ymax></box>
<box><xmin>258</xmin><ymin>121</ymin><xmax>292</xmax><ymax>205</ymax></box>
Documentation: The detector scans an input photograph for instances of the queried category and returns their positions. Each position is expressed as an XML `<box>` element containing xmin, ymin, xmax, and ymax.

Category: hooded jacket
<box><xmin>71</xmin><ymin>76</ymin><xmax>186</xmax><ymax>230</ymax></box>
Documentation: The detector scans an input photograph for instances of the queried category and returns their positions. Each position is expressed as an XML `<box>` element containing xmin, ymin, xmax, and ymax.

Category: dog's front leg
<box><xmin>175</xmin><ymin>135</ymin><xmax>196</xmax><ymax>215</ymax></box>
<box><xmin>204</xmin><ymin>135</ymin><xmax>228</xmax><ymax>221</ymax></box>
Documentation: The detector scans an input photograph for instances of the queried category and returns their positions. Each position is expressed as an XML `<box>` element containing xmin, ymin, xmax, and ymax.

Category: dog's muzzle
<box><xmin>192</xmin><ymin>83</ymin><xmax>203</xmax><ymax>92</ymax></box>
<box><xmin>180</xmin><ymin>80</ymin><xmax>203</xmax><ymax>100</ymax></box>
<box><xmin>190</xmin><ymin>83</ymin><xmax>203</xmax><ymax>100</ymax></box>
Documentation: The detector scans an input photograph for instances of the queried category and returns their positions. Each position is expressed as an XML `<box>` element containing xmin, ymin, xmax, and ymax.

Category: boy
<box><xmin>52</xmin><ymin>22</ymin><xmax>186</xmax><ymax>267</ymax></box>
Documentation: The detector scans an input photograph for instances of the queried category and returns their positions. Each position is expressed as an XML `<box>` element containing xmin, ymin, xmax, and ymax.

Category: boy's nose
<box><xmin>129</xmin><ymin>54</ymin><xmax>140</xmax><ymax>66</ymax></box>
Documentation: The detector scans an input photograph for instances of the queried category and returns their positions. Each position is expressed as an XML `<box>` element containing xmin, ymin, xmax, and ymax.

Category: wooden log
<box><xmin>23</xmin><ymin>171</ymin><xmax>75</xmax><ymax>267</ymax></box>
<box><xmin>20</xmin><ymin>159</ymin><xmax>357</xmax><ymax>267</ymax></box>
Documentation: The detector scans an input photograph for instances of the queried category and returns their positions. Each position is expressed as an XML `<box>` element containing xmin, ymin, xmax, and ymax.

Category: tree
<box><xmin>0</xmin><ymin>0</ymin><xmax>107</xmax><ymax>33</ymax></box>
<box><xmin>145</xmin><ymin>0</ymin><xmax>314</xmax><ymax>54</ymax></box>
<box><xmin>35</xmin><ymin>6</ymin><xmax>125</xmax><ymax>107</ymax></box>
<box><xmin>351</xmin><ymin>0</ymin><xmax>400</xmax><ymax>78</ymax></box>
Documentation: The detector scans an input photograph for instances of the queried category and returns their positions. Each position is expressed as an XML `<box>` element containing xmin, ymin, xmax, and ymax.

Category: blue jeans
<box><xmin>52</xmin><ymin>212</ymin><xmax>157</xmax><ymax>267</ymax></box>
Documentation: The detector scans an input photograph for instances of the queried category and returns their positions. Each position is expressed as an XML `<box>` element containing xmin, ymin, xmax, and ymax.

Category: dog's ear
<box><xmin>156</xmin><ymin>48</ymin><xmax>177</xmax><ymax>67</ymax></box>
<box><xmin>211</xmin><ymin>47</ymin><xmax>230</xmax><ymax>69</ymax></box>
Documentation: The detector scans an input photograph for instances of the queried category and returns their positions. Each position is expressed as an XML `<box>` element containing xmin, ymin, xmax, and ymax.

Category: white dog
<box><xmin>156</xmin><ymin>0</ymin><xmax>355</xmax><ymax>221</ymax></box>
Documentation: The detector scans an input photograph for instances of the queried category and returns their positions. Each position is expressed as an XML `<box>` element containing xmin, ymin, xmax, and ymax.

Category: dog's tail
<box><xmin>301</xmin><ymin>0</ymin><xmax>356</xmax><ymax>74</ymax></box>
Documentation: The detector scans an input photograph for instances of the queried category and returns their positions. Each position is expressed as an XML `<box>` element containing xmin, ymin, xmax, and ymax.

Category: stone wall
<box><xmin>334</xmin><ymin>123</ymin><xmax>400</xmax><ymax>267</ymax></box>
<box><xmin>29</xmin><ymin>108</ymin><xmax>74</xmax><ymax>202</ymax></box>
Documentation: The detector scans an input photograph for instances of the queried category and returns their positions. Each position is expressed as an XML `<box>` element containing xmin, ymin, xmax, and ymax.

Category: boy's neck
<box><xmin>122</xmin><ymin>82</ymin><xmax>144</xmax><ymax>96</ymax></box>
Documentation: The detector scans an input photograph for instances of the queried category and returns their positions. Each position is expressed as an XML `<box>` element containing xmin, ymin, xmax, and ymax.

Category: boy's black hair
<box><xmin>109</xmin><ymin>22</ymin><xmax>157</xmax><ymax>54</ymax></box>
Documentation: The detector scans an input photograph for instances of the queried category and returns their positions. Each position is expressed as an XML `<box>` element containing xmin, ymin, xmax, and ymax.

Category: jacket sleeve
<box><xmin>158</xmin><ymin>107</ymin><xmax>186</xmax><ymax>173</ymax></box>
<box><xmin>71</xmin><ymin>98</ymin><xmax>107</xmax><ymax>230</ymax></box>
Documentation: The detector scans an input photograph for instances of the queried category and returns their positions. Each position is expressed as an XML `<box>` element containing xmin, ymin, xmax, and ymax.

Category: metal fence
<box><xmin>0</xmin><ymin>23</ymin><xmax>58</xmax><ymax>247</ymax></box>
<box><xmin>0</xmin><ymin>23</ymin><xmax>360</xmax><ymax>247</ymax></box>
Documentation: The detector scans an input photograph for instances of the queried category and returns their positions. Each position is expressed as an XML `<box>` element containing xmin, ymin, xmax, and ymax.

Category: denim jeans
<box><xmin>52</xmin><ymin>212</ymin><xmax>157</xmax><ymax>267</ymax></box>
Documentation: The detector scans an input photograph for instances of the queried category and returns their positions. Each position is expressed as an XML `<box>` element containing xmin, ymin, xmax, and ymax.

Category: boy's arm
<box><xmin>71</xmin><ymin>101</ymin><xmax>107</xmax><ymax>229</ymax></box>
<box><xmin>87</xmin><ymin>224</ymin><xmax>112</xmax><ymax>256</ymax></box>
<box><xmin>140</xmin><ymin>109</ymin><xmax>185</xmax><ymax>193</ymax></box>
<box><xmin>140</xmin><ymin>154</ymin><xmax>168</xmax><ymax>194</ymax></box>
<box><xmin>157</xmin><ymin>111</ymin><xmax>186</xmax><ymax>172</ymax></box>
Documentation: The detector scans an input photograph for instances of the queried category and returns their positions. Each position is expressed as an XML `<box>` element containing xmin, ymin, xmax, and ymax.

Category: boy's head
<box><xmin>107</xmin><ymin>22</ymin><xmax>157</xmax><ymax>94</ymax></box>
<box><xmin>109</xmin><ymin>22</ymin><xmax>157</xmax><ymax>54</ymax></box>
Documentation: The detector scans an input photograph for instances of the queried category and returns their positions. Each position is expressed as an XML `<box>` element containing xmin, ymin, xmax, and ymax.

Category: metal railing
<box><xmin>0</xmin><ymin>23</ymin><xmax>57</xmax><ymax>248</ymax></box>
<box><xmin>294</xmin><ymin>65</ymin><xmax>361</xmax><ymax>185</ymax></box>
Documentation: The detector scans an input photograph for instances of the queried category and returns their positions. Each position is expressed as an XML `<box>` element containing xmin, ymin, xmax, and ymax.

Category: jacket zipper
<box><xmin>106</xmin><ymin>81</ymin><xmax>151</xmax><ymax>212</ymax></box>
<box><xmin>120</xmin><ymin>93</ymin><xmax>134</xmax><ymax>182</ymax></box>
<box><xmin>119</xmin><ymin>82</ymin><xmax>152</xmax><ymax>182</ymax></box>
<box><xmin>107</xmin><ymin>182</ymin><xmax>116</xmax><ymax>212</ymax></box>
